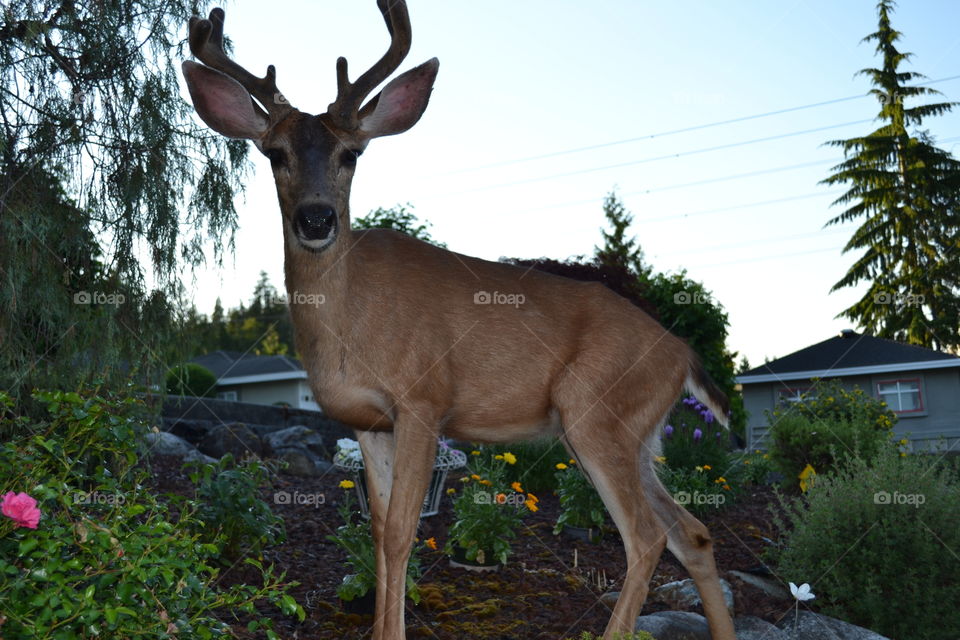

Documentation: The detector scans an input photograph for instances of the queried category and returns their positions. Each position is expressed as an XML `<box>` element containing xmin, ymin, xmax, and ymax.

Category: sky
<box><xmin>182</xmin><ymin>0</ymin><xmax>960</xmax><ymax>367</ymax></box>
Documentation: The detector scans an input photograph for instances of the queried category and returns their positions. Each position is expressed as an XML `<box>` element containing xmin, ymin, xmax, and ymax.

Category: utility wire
<box><xmin>432</xmin><ymin>74</ymin><xmax>960</xmax><ymax>177</ymax></box>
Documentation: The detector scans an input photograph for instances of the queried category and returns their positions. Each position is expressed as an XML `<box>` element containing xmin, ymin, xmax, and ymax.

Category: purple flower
<box><xmin>664</xmin><ymin>424</ymin><xmax>674</xmax><ymax>438</ymax></box>
<box><xmin>701</xmin><ymin>409</ymin><xmax>715</xmax><ymax>424</ymax></box>
<box><xmin>693</xmin><ymin>428</ymin><xmax>703</xmax><ymax>442</ymax></box>
<box><xmin>683</xmin><ymin>396</ymin><xmax>697</xmax><ymax>406</ymax></box>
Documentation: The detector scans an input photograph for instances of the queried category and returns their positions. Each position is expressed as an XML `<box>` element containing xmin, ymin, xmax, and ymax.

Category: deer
<box><xmin>181</xmin><ymin>3</ymin><xmax>737</xmax><ymax>639</ymax></box>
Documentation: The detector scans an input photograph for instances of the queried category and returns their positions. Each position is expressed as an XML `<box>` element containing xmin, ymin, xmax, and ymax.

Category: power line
<box><xmin>424</xmin><ymin>120</ymin><xmax>872</xmax><ymax>199</ymax></box>
<box><xmin>431</xmin><ymin>74</ymin><xmax>960</xmax><ymax>177</ymax></box>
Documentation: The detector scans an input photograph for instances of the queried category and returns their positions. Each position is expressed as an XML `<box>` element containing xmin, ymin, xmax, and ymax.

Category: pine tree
<box><xmin>594</xmin><ymin>191</ymin><xmax>650</xmax><ymax>280</ymax></box>
<box><xmin>823</xmin><ymin>0</ymin><xmax>960</xmax><ymax>350</ymax></box>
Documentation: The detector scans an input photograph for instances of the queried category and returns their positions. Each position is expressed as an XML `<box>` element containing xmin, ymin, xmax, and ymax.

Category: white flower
<box><xmin>335</xmin><ymin>438</ymin><xmax>363</xmax><ymax>462</ymax></box>
<box><xmin>789</xmin><ymin>582</ymin><xmax>815</xmax><ymax>602</ymax></box>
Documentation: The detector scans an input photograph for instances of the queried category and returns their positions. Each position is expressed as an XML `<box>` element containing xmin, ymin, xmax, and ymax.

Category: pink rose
<box><xmin>1</xmin><ymin>492</ymin><xmax>41</xmax><ymax>529</ymax></box>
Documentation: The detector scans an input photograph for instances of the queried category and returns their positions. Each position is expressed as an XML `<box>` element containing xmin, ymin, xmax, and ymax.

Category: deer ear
<box><xmin>359</xmin><ymin>58</ymin><xmax>439</xmax><ymax>138</ymax></box>
<box><xmin>182</xmin><ymin>61</ymin><xmax>269</xmax><ymax>139</ymax></box>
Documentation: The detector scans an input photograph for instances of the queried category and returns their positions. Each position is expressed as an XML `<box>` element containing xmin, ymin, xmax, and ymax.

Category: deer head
<box><xmin>181</xmin><ymin>2</ymin><xmax>438</xmax><ymax>254</ymax></box>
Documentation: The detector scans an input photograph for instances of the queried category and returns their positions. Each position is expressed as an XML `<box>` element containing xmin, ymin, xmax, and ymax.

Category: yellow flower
<box><xmin>339</xmin><ymin>479</ymin><xmax>355</xmax><ymax>489</ymax></box>
<box><xmin>744</xmin><ymin>460</ymin><xmax>751</xmax><ymax>465</ymax></box>
<box><xmin>471</xmin><ymin>474</ymin><xmax>481</xmax><ymax>481</ymax></box>
<box><xmin>714</xmin><ymin>476</ymin><xmax>727</xmax><ymax>484</ymax></box>
<box><xmin>899</xmin><ymin>438</ymin><xmax>908</xmax><ymax>445</ymax></box>
<box><xmin>900</xmin><ymin>452</ymin><xmax>907</xmax><ymax>457</ymax></box>
<box><xmin>703</xmin><ymin>465</ymin><xmax>712</xmax><ymax>470</ymax></box>
<box><xmin>754</xmin><ymin>449</ymin><xmax>762</xmax><ymax>454</ymax></box>
<box><xmin>695</xmin><ymin>465</ymin><xmax>704</xmax><ymax>472</ymax></box>
<box><xmin>511</xmin><ymin>481</ymin><xmax>524</xmax><ymax>493</ymax></box>
<box><xmin>471</xmin><ymin>450</ymin><xmax>481</xmax><ymax>456</ymax></box>
<box><xmin>555</xmin><ymin>463</ymin><xmax>568</xmax><ymax>470</ymax></box>
<box><xmin>526</xmin><ymin>493</ymin><xmax>539</xmax><ymax>504</ymax></box>
<box><xmin>524</xmin><ymin>499</ymin><xmax>539</xmax><ymax>512</ymax></box>
<box><xmin>654</xmin><ymin>456</ymin><xmax>666</xmax><ymax>464</ymax></box>
<box><xmin>460</xmin><ymin>476</ymin><xmax>471</xmax><ymax>483</ymax></box>
<box><xmin>569</xmin><ymin>459</ymin><xmax>577</xmax><ymax>465</ymax></box>
<box><xmin>446</xmin><ymin>487</ymin><xmax>456</xmax><ymax>495</ymax></box>
<box><xmin>494</xmin><ymin>454</ymin><xmax>504</xmax><ymax>460</ymax></box>
<box><xmin>798</xmin><ymin>464</ymin><xmax>817</xmax><ymax>493</ymax></box>
<box><xmin>479</xmin><ymin>479</ymin><xmax>492</xmax><ymax>486</ymax></box>
<box><xmin>425</xmin><ymin>537</ymin><xmax>437</xmax><ymax>550</ymax></box>
<box><xmin>722</xmin><ymin>484</ymin><xmax>731</xmax><ymax>491</ymax></box>
<box><xmin>502</xmin><ymin>452</ymin><xmax>517</xmax><ymax>465</ymax></box>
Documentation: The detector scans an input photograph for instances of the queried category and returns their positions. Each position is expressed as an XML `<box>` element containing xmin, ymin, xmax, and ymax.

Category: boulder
<box><xmin>263</xmin><ymin>425</ymin><xmax>325</xmax><ymax>457</ymax></box>
<box><xmin>735</xmin><ymin>616</ymin><xmax>789</xmax><ymax>640</ymax></box>
<box><xmin>653</xmin><ymin>578</ymin><xmax>735</xmax><ymax>616</ymax></box>
<box><xmin>599</xmin><ymin>591</ymin><xmax>620</xmax><ymax>609</ymax></box>
<box><xmin>634</xmin><ymin>611</ymin><xmax>711</xmax><ymax>639</ymax></box>
<box><xmin>144</xmin><ymin>431</ymin><xmax>198</xmax><ymax>458</ymax></box>
<box><xmin>274</xmin><ymin>448</ymin><xmax>333</xmax><ymax>477</ymax></box>
<box><xmin>162</xmin><ymin>417</ymin><xmax>213</xmax><ymax>444</ymax></box>
<box><xmin>777</xmin><ymin>611</ymin><xmax>891</xmax><ymax>640</ymax></box>
<box><xmin>728</xmin><ymin>570</ymin><xmax>791</xmax><ymax>601</ymax></box>
<box><xmin>198</xmin><ymin>422</ymin><xmax>263</xmax><ymax>460</ymax></box>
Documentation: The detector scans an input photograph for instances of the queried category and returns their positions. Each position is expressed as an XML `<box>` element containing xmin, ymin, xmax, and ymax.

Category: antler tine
<box><xmin>188</xmin><ymin>8</ymin><xmax>293</xmax><ymax>119</ymax></box>
<box><xmin>328</xmin><ymin>0</ymin><xmax>412</xmax><ymax>130</ymax></box>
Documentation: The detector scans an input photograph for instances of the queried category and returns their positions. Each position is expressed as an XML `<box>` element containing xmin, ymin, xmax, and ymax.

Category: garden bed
<box><xmin>145</xmin><ymin>454</ymin><xmax>795</xmax><ymax>639</ymax></box>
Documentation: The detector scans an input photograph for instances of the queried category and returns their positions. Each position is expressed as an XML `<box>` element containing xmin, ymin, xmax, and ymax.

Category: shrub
<box><xmin>771</xmin><ymin>450</ymin><xmax>960</xmax><ymax>639</ymax></box>
<box><xmin>656</xmin><ymin>462</ymin><xmax>734</xmax><ymax>517</ymax></box>
<box><xmin>728</xmin><ymin>449</ymin><xmax>775</xmax><ymax>486</ymax></box>
<box><xmin>661</xmin><ymin>396</ymin><xmax>732</xmax><ymax>472</ymax></box>
<box><xmin>165</xmin><ymin>362</ymin><xmax>218</xmax><ymax>398</ymax></box>
<box><xmin>445</xmin><ymin>448</ymin><xmax>537</xmax><ymax>565</ymax></box>
<box><xmin>0</xmin><ymin>390</ymin><xmax>303</xmax><ymax>639</ymax></box>
<box><xmin>187</xmin><ymin>454</ymin><xmax>285</xmax><ymax>562</ymax></box>
<box><xmin>553</xmin><ymin>461</ymin><xmax>606</xmax><ymax>538</ymax></box>
<box><xmin>767</xmin><ymin>413</ymin><xmax>894</xmax><ymax>491</ymax></box>
<box><xmin>484</xmin><ymin>438</ymin><xmax>568</xmax><ymax>493</ymax></box>
<box><xmin>785</xmin><ymin>379</ymin><xmax>897</xmax><ymax>431</ymax></box>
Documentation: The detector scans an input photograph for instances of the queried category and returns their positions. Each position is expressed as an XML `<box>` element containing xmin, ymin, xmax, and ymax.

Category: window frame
<box><xmin>875</xmin><ymin>377</ymin><xmax>924</xmax><ymax>415</ymax></box>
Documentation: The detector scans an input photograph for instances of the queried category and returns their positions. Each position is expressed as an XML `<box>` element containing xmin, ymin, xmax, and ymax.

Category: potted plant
<box><xmin>444</xmin><ymin>449</ymin><xmax>538</xmax><ymax>570</ymax></box>
<box><xmin>333</xmin><ymin>437</ymin><xmax>466</xmax><ymax>518</ymax></box>
<box><xmin>553</xmin><ymin>461</ymin><xmax>606</xmax><ymax>543</ymax></box>
<box><xmin>326</xmin><ymin>480</ymin><xmax>424</xmax><ymax>613</ymax></box>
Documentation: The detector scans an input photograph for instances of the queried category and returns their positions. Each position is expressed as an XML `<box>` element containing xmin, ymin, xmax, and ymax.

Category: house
<box><xmin>191</xmin><ymin>351</ymin><xmax>321</xmax><ymax>411</ymax></box>
<box><xmin>736</xmin><ymin>330</ymin><xmax>960</xmax><ymax>452</ymax></box>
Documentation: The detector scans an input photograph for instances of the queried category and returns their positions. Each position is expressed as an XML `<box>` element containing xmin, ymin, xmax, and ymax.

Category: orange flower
<box><xmin>495</xmin><ymin>493</ymin><xmax>507</xmax><ymax>504</ymax></box>
<box><xmin>511</xmin><ymin>481</ymin><xmax>524</xmax><ymax>493</ymax></box>
<box><xmin>425</xmin><ymin>537</ymin><xmax>437</xmax><ymax>550</ymax></box>
<box><xmin>524</xmin><ymin>499</ymin><xmax>539</xmax><ymax>512</ymax></box>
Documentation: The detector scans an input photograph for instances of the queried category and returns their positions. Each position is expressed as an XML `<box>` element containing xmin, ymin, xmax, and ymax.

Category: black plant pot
<box><xmin>561</xmin><ymin>524</ymin><xmax>602</xmax><ymax>544</ymax></box>
<box><xmin>448</xmin><ymin>545</ymin><xmax>502</xmax><ymax>572</ymax></box>
<box><xmin>340</xmin><ymin>590</ymin><xmax>376</xmax><ymax>615</ymax></box>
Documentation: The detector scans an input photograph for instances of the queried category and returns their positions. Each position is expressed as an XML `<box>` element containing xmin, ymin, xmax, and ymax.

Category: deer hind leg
<box><xmin>640</xmin><ymin>456</ymin><xmax>737</xmax><ymax>640</ymax></box>
<box><xmin>560</xmin><ymin>416</ymin><xmax>667</xmax><ymax>639</ymax></box>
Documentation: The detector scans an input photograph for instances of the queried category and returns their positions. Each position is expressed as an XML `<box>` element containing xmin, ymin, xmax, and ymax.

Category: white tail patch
<box><xmin>684</xmin><ymin>373</ymin><xmax>730</xmax><ymax>430</ymax></box>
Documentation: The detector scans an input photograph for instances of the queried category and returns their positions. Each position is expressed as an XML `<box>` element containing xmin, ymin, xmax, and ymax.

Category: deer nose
<box><xmin>294</xmin><ymin>204</ymin><xmax>337</xmax><ymax>241</ymax></box>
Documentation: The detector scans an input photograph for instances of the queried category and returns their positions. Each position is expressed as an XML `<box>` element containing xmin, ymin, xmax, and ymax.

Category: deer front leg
<box><xmin>357</xmin><ymin>431</ymin><xmax>396</xmax><ymax>639</ymax></box>
<box><xmin>371</xmin><ymin>415</ymin><xmax>438</xmax><ymax>640</ymax></box>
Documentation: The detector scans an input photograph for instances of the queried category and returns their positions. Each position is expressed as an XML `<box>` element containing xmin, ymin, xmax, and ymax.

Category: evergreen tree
<box><xmin>0</xmin><ymin>1</ymin><xmax>248</xmax><ymax>396</ymax></box>
<box><xmin>594</xmin><ymin>191</ymin><xmax>650</xmax><ymax>280</ymax></box>
<box><xmin>823</xmin><ymin>0</ymin><xmax>960</xmax><ymax>350</ymax></box>
<box><xmin>353</xmin><ymin>204</ymin><xmax>447</xmax><ymax>247</ymax></box>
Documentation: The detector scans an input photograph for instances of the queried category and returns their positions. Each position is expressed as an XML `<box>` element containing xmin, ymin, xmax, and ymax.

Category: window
<box><xmin>777</xmin><ymin>387</ymin><xmax>813</xmax><ymax>405</ymax></box>
<box><xmin>876</xmin><ymin>378</ymin><xmax>923</xmax><ymax>413</ymax></box>
<box><xmin>216</xmin><ymin>390</ymin><xmax>238</xmax><ymax>402</ymax></box>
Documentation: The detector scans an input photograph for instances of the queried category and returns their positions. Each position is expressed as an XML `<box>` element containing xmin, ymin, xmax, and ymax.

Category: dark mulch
<box><xmin>144</xmin><ymin>454</ymin><xmax>798</xmax><ymax>639</ymax></box>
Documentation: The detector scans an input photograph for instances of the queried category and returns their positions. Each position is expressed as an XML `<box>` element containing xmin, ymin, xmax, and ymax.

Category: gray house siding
<box><xmin>743</xmin><ymin>368</ymin><xmax>960</xmax><ymax>452</ymax></box>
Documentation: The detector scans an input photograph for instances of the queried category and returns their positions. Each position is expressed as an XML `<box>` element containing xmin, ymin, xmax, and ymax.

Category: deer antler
<box><xmin>328</xmin><ymin>0</ymin><xmax>412</xmax><ymax>130</ymax></box>
<box><xmin>187</xmin><ymin>8</ymin><xmax>294</xmax><ymax>120</ymax></box>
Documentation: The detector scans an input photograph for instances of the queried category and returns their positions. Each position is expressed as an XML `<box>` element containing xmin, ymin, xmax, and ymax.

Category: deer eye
<box><xmin>339</xmin><ymin>149</ymin><xmax>362</xmax><ymax>168</ymax></box>
<box><xmin>264</xmin><ymin>148</ymin><xmax>287</xmax><ymax>168</ymax></box>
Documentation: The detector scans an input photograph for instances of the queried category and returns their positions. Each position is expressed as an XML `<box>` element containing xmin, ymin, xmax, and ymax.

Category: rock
<box><xmin>777</xmin><ymin>611</ymin><xmax>891</xmax><ymax>640</ymax></box>
<box><xmin>263</xmin><ymin>425</ymin><xmax>325</xmax><ymax>458</ymax></box>
<box><xmin>599</xmin><ymin>591</ymin><xmax>619</xmax><ymax>609</ymax></box>
<box><xmin>653</xmin><ymin>578</ymin><xmax>735</xmax><ymax>616</ymax></box>
<box><xmin>162</xmin><ymin>417</ymin><xmax>213</xmax><ymax>444</ymax></box>
<box><xmin>634</xmin><ymin>611</ymin><xmax>711</xmax><ymax>639</ymax></box>
<box><xmin>144</xmin><ymin>431</ymin><xmax>198</xmax><ymax>458</ymax></box>
<box><xmin>735</xmin><ymin>616</ymin><xmax>790</xmax><ymax>640</ymax></box>
<box><xmin>274</xmin><ymin>448</ymin><xmax>325</xmax><ymax>476</ymax></box>
<box><xmin>183</xmin><ymin>448</ymin><xmax>217</xmax><ymax>465</ymax></box>
<box><xmin>198</xmin><ymin>422</ymin><xmax>263</xmax><ymax>460</ymax></box>
<box><xmin>728</xmin><ymin>570</ymin><xmax>792</xmax><ymax>601</ymax></box>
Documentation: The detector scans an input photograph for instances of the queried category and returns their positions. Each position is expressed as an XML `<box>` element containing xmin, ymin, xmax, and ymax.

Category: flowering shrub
<box><xmin>445</xmin><ymin>448</ymin><xmax>536</xmax><ymax>565</ymax></box>
<box><xmin>0</xmin><ymin>390</ymin><xmax>302</xmax><ymax>639</ymax></box>
<box><xmin>771</xmin><ymin>450</ymin><xmax>960</xmax><ymax>639</ymax></box>
<box><xmin>656</xmin><ymin>462</ymin><xmax>734</xmax><ymax>516</ymax></box>
<box><xmin>661</xmin><ymin>396</ymin><xmax>732</xmax><ymax>472</ymax></box>
<box><xmin>766</xmin><ymin>382</ymin><xmax>896</xmax><ymax>490</ymax></box>
<box><xmin>553</xmin><ymin>460</ymin><xmax>606</xmax><ymax>538</ymax></box>
<box><xmin>325</xmin><ymin>482</ymin><xmax>424</xmax><ymax>604</ymax></box>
